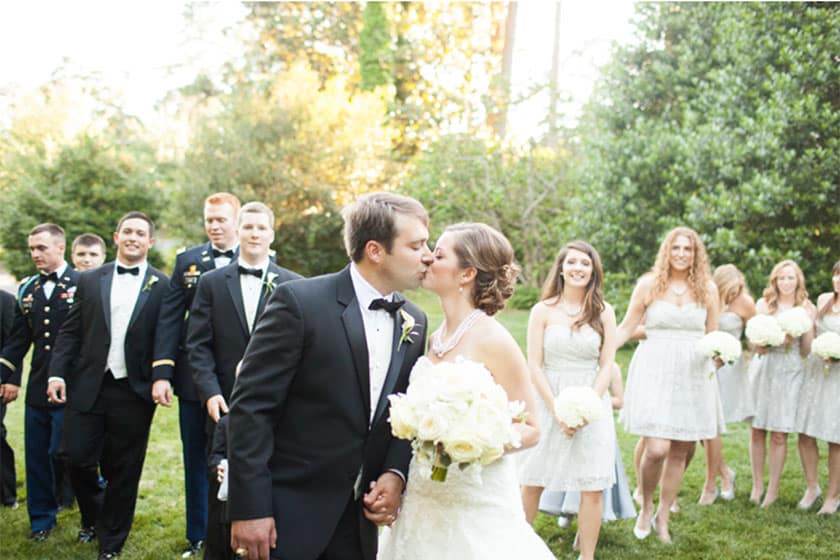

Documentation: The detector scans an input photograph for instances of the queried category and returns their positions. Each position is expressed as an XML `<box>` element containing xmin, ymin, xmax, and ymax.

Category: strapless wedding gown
<box><xmin>377</xmin><ymin>357</ymin><xmax>556</xmax><ymax>560</ymax></box>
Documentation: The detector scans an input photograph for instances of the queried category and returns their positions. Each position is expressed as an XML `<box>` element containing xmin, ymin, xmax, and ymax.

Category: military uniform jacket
<box><xmin>153</xmin><ymin>242</ymin><xmax>238</xmax><ymax>401</ymax></box>
<box><xmin>0</xmin><ymin>267</ymin><xmax>80</xmax><ymax>408</ymax></box>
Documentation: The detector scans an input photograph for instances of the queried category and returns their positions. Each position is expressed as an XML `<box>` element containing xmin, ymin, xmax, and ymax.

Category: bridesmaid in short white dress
<box><xmin>378</xmin><ymin>223</ymin><xmax>555</xmax><ymax>560</ymax></box>
<box><xmin>795</xmin><ymin>261</ymin><xmax>840</xmax><ymax>514</ymax></box>
<box><xmin>616</xmin><ymin>227</ymin><xmax>721</xmax><ymax>544</ymax></box>
<box><xmin>518</xmin><ymin>241</ymin><xmax>618</xmax><ymax>560</ymax></box>
<box><xmin>747</xmin><ymin>260</ymin><xmax>815</xmax><ymax>508</ymax></box>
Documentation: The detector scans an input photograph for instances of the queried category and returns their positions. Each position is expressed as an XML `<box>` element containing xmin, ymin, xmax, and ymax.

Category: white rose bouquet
<box><xmin>388</xmin><ymin>359</ymin><xmax>525</xmax><ymax>482</ymax></box>
<box><xmin>697</xmin><ymin>331</ymin><xmax>743</xmax><ymax>377</ymax></box>
<box><xmin>777</xmin><ymin>307</ymin><xmax>813</xmax><ymax>338</ymax></box>
<box><xmin>553</xmin><ymin>386</ymin><xmax>605</xmax><ymax>432</ymax></box>
<box><xmin>811</xmin><ymin>331</ymin><xmax>840</xmax><ymax>374</ymax></box>
<box><xmin>745</xmin><ymin>315</ymin><xmax>785</xmax><ymax>348</ymax></box>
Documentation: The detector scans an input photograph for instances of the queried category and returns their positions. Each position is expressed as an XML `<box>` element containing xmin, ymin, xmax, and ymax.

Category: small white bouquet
<box><xmin>745</xmin><ymin>315</ymin><xmax>786</xmax><ymax>348</ymax></box>
<box><xmin>553</xmin><ymin>386</ymin><xmax>605</xmax><ymax>432</ymax></box>
<box><xmin>698</xmin><ymin>331</ymin><xmax>743</xmax><ymax>377</ymax></box>
<box><xmin>811</xmin><ymin>331</ymin><xmax>840</xmax><ymax>374</ymax></box>
<box><xmin>777</xmin><ymin>307</ymin><xmax>813</xmax><ymax>338</ymax></box>
<box><xmin>388</xmin><ymin>359</ymin><xmax>525</xmax><ymax>482</ymax></box>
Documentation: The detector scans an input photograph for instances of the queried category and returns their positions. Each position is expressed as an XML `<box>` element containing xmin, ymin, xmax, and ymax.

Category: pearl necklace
<box><xmin>430</xmin><ymin>309</ymin><xmax>485</xmax><ymax>358</ymax></box>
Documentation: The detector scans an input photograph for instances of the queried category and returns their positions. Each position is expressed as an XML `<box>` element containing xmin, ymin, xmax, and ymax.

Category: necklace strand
<box><xmin>670</xmin><ymin>282</ymin><xmax>688</xmax><ymax>296</ymax></box>
<box><xmin>431</xmin><ymin>309</ymin><xmax>484</xmax><ymax>358</ymax></box>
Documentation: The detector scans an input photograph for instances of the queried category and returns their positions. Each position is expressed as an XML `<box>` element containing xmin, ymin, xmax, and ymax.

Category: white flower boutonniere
<box><xmin>263</xmin><ymin>272</ymin><xmax>279</xmax><ymax>297</ymax></box>
<box><xmin>399</xmin><ymin>309</ymin><xmax>418</xmax><ymax>347</ymax></box>
<box><xmin>143</xmin><ymin>276</ymin><xmax>159</xmax><ymax>292</ymax></box>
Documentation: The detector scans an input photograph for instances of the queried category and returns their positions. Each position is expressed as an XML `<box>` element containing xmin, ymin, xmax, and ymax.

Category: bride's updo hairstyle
<box><xmin>445</xmin><ymin>223</ymin><xmax>519</xmax><ymax>316</ymax></box>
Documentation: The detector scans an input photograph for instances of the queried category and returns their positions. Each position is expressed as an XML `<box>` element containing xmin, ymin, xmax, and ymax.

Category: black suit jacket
<box><xmin>153</xmin><ymin>242</ymin><xmax>235</xmax><ymax>400</ymax></box>
<box><xmin>228</xmin><ymin>266</ymin><xmax>426</xmax><ymax>560</ymax></box>
<box><xmin>0</xmin><ymin>268</ymin><xmax>80</xmax><ymax>407</ymax></box>
<box><xmin>50</xmin><ymin>262</ymin><xmax>169</xmax><ymax>411</ymax></box>
<box><xmin>0</xmin><ymin>290</ymin><xmax>16</xmax><ymax>355</ymax></box>
<box><xmin>186</xmin><ymin>260</ymin><xmax>302</xmax><ymax>406</ymax></box>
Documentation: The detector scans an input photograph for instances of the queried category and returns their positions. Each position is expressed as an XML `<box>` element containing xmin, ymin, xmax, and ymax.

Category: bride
<box><xmin>377</xmin><ymin>222</ymin><xmax>556</xmax><ymax>560</ymax></box>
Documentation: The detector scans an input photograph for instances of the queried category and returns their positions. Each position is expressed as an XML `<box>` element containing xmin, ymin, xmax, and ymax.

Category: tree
<box><xmin>576</xmin><ymin>3</ymin><xmax>840</xmax><ymax>292</ymax></box>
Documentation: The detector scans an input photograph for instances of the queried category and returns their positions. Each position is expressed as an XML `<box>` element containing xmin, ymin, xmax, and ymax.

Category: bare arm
<box><xmin>609</xmin><ymin>363</ymin><xmax>624</xmax><ymax>410</ymax></box>
<box><xmin>705</xmin><ymin>281</ymin><xmax>721</xmax><ymax>333</ymax></box>
<box><xmin>800</xmin><ymin>300</ymin><xmax>817</xmax><ymax>357</ymax></box>
<box><xmin>593</xmin><ymin>303</ymin><xmax>618</xmax><ymax>397</ymax></box>
<box><xmin>526</xmin><ymin>303</ymin><xmax>555</xmax><ymax>412</ymax></box>
<box><xmin>616</xmin><ymin>275</ymin><xmax>653</xmax><ymax>348</ymax></box>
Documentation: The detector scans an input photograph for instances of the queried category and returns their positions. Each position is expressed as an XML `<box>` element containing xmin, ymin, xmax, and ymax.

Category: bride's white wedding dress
<box><xmin>377</xmin><ymin>357</ymin><xmax>556</xmax><ymax>560</ymax></box>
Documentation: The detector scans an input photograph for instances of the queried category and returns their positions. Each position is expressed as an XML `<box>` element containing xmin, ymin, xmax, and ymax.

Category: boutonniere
<box><xmin>263</xmin><ymin>272</ymin><xmax>279</xmax><ymax>297</ymax></box>
<box><xmin>398</xmin><ymin>309</ymin><xmax>418</xmax><ymax>347</ymax></box>
<box><xmin>143</xmin><ymin>276</ymin><xmax>159</xmax><ymax>292</ymax></box>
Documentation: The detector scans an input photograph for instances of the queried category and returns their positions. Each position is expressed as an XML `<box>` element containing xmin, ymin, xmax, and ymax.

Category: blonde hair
<box><xmin>817</xmin><ymin>260</ymin><xmax>840</xmax><ymax>318</ymax></box>
<box><xmin>762</xmin><ymin>259</ymin><xmax>808</xmax><ymax>313</ymax></box>
<box><xmin>649</xmin><ymin>227</ymin><xmax>713</xmax><ymax>308</ymax></box>
<box><xmin>713</xmin><ymin>264</ymin><xmax>747</xmax><ymax>309</ymax></box>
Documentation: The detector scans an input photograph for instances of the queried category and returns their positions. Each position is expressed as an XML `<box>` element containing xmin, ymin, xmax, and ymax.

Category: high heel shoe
<box><xmin>669</xmin><ymin>499</ymin><xmax>680</xmax><ymax>514</ymax></box>
<box><xmin>798</xmin><ymin>486</ymin><xmax>823</xmax><ymax>510</ymax></box>
<box><xmin>633</xmin><ymin>513</ymin><xmax>651</xmax><ymax>540</ymax></box>
<box><xmin>721</xmin><ymin>468</ymin><xmax>736</xmax><ymax>501</ymax></box>
<box><xmin>817</xmin><ymin>498</ymin><xmax>840</xmax><ymax>515</ymax></box>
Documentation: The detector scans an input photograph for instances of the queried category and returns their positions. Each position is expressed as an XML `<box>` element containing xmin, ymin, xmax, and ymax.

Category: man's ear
<box><xmin>364</xmin><ymin>240</ymin><xmax>386</xmax><ymax>264</ymax></box>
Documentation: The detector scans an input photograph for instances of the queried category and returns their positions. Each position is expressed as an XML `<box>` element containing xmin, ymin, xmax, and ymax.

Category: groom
<box><xmin>228</xmin><ymin>192</ymin><xmax>432</xmax><ymax>560</ymax></box>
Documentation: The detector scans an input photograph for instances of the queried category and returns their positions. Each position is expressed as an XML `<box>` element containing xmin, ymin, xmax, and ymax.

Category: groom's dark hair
<box><xmin>342</xmin><ymin>192</ymin><xmax>428</xmax><ymax>263</ymax></box>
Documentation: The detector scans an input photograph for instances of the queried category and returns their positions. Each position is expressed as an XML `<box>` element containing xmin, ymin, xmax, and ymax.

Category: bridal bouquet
<box><xmin>697</xmin><ymin>331</ymin><xmax>743</xmax><ymax>377</ymax></box>
<box><xmin>553</xmin><ymin>386</ymin><xmax>605</xmax><ymax>431</ymax></box>
<box><xmin>777</xmin><ymin>307</ymin><xmax>813</xmax><ymax>338</ymax></box>
<box><xmin>388</xmin><ymin>359</ymin><xmax>525</xmax><ymax>482</ymax></box>
<box><xmin>745</xmin><ymin>315</ymin><xmax>786</xmax><ymax>348</ymax></box>
<box><xmin>811</xmin><ymin>331</ymin><xmax>840</xmax><ymax>374</ymax></box>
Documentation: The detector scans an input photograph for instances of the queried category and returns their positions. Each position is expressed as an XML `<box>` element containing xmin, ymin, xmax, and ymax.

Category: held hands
<box><xmin>151</xmin><ymin>380</ymin><xmax>173</xmax><ymax>407</ymax></box>
<box><xmin>206</xmin><ymin>395</ymin><xmax>229</xmax><ymax>422</ymax></box>
<box><xmin>0</xmin><ymin>383</ymin><xmax>19</xmax><ymax>404</ymax></box>
<box><xmin>216</xmin><ymin>462</ymin><xmax>226</xmax><ymax>483</ymax></box>
<box><xmin>363</xmin><ymin>471</ymin><xmax>404</xmax><ymax>527</ymax></box>
<box><xmin>47</xmin><ymin>379</ymin><xmax>66</xmax><ymax>404</ymax></box>
<box><xmin>231</xmin><ymin>518</ymin><xmax>276</xmax><ymax>560</ymax></box>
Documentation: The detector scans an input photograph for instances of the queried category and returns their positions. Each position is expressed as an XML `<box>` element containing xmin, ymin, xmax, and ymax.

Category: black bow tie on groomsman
<box><xmin>237</xmin><ymin>265</ymin><xmax>263</xmax><ymax>279</ymax></box>
<box><xmin>116</xmin><ymin>265</ymin><xmax>140</xmax><ymax>276</ymax></box>
<box><xmin>369</xmin><ymin>298</ymin><xmax>404</xmax><ymax>315</ymax></box>
<box><xmin>39</xmin><ymin>271</ymin><xmax>59</xmax><ymax>283</ymax></box>
<box><xmin>213</xmin><ymin>248</ymin><xmax>236</xmax><ymax>259</ymax></box>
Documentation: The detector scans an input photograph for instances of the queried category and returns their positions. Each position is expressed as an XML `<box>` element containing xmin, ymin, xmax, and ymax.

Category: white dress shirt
<box><xmin>106</xmin><ymin>260</ymin><xmax>148</xmax><ymax>379</ymax></box>
<box><xmin>349</xmin><ymin>263</ymin><xmax>395</xmax><ymax>424</ymax></box>
<box><xmin>39</xmin><ymin>261</ymin><xmax>69</xmax><ymax>300</ymax></box>
<box><xmin>239</xmin><ymin>257</ymin><xmax>270</xmax><ymax>333</ymax></box>
<box><xmin>212</xmin><ymin>244</ymin><xmax>238</xmax><ymax>269</ymax></box>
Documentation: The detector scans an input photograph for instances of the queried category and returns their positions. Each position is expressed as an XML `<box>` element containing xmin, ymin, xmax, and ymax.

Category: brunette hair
<box><xmin>541</xmin><ymin>240</ymin><xmax>605</xmax><ymax>343</ymax></box>
<box><xmin>71</xmin><ymin>233</ymin><xmax>106</xmax><ymax>253</ymax></box>
<box><xmin>444</xmin><ymin>222</ymin><xmax>519</xmax><ymax>316</ymax></box>
<box><xmin>817</xmin><ymin>260</ymin><xmax>840</xmax><ymax>318</ymax></box>
<box><xmin>29</xmin><ymin>223</ymin><xmax>65</xmax><ymax>242</ymax></box>
<box><xmin>342</xmin><ymin>192</ymin><xmax>428</xmax><ymax>263</ymax></box>
<box><xmin>116</xmin><ymin>211</ymin><xmax>155</xmax><ymax>238</ymax></box>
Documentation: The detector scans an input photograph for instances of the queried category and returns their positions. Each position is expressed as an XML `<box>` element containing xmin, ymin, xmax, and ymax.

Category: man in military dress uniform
<box><xmin>0</xmin><ymin>223</ymin><xmax>80</xmax><ymax>541</ymax></box>
<box><xmin>152</xmin><ymin>192</ymin><xmax>240</xmax><ymax>557</ymax></box>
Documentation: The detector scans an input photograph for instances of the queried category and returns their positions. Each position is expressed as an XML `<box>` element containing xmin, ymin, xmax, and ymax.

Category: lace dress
<box><xmin>377</xmin><ymin>358</ymin><xmax>556</xmax><ymax>560</ymax></box>
<box><xmin>748</xmin><ymin>309</ymin><xmax>807</xmax><ymax>434</ymax></box>
<box><xmin>795</xmin><ymin>314</ymin><xmax>840</xmax><ymax>444</ymax></box>
<box><xmin>518</xmin><ymin>325</ymin><xmax>616</xmax><ymax>492</ymax></box>
<box><xmin>621</xmin><ymin>300</ymin><xmax>724</xmax><ymax>441</ymax></box>
<box><xmin>715</xmin><ymin>311</ymin><xmax>754</xmax><ymax>423</ymax></box>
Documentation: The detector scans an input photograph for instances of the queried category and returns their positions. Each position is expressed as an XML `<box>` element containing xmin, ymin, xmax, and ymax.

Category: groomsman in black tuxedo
<box><xmin>0</xmin><ymin>224</ymin><xmax>80</xmax><ymax>540</ymax></box>
<box><xmin>0</xmin><ymin>288</ymin><xmax>18</xmax><ymax>510</ymax></box>
<box><xmin>186</xmin><ymin>201</ymin><xmax>301</xmax><ymax>559</ymax></box>
<box><xmin>152</xmin><ymin>192</ymin><xmax>240</xmax><ymax>558</ymax></box>
<box><xmin>47</xmin><ymin>212</ymin><xmax>169</xmax><ymax>560</ymax></box>
<box><xmin>229</xmin><ymin>192</ymin><xmax>432</xmax><ymax>560</ymax></box>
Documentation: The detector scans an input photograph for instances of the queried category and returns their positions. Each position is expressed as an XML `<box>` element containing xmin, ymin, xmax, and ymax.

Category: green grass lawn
<box><xmin>1</xmin><ymin>292</ymin><xmax>838</xmax><ymax>558</ymax></box>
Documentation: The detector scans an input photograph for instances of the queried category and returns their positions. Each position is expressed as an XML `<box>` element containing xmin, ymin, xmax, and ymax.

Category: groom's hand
<box><xmin>363</xmin><ymin>471</ymin><xmax>404</xmax><ymax>526</ymax></box>
<box><xmin>231</xmin><ymin>517</ymin><xmax>276</xmax><ymax>560</ymax></box>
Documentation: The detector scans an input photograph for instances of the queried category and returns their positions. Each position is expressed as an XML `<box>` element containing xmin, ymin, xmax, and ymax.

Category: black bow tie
<box><xmin>369</xmin><ymin>298</ymin><xmax>404</xmax><ymax>315</ymax></box>
<box><xmin>213</xmin><ymin>248</ymin><xmax>235</xmax><ymax>259</ymax></box>
<box><xmin>238</xmin><ymin>266</ymin><xmax>263</xmax><ymax>279</ymax></box>
<box><xmin>116</xmin><ymin>265</ymin><xmax>140</xmax><ymax>276</ymax></box>
<box><xmin>39</xmin><ymin>272</ymin><xmax>58</xmax><ymax>283</ymax></box>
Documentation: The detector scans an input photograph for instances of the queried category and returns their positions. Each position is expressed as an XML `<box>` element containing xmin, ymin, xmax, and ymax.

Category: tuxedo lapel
<box><xmin>225</xmin><ymin>266</ymin><xmax>250</xmax><ymax>337</ymax></box>
<box><xmin>128</xmin><ymin>269</ymin><xmax>154</xmax><ymax>330</ymax></box>
<box><xmin>337</xmin><ymin>269</ymin><xmax>371</xmax><ymax>419</ymax></box>
<box><xmin>99</xmin><ymin>266</ymin><xmax>114</xmax><ymax>332</ymax></box>
<box><xmin>372</xmin><ymin>294</ymin><xmax>410</xmax><ymax>425</ymax></box>
<box><xmin>255</xmin><ymin>263</ymin><xmax>282</xmax><ymax>319</ymax></box>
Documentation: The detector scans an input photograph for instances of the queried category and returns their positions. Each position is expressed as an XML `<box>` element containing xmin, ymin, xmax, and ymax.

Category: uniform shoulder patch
<box><xmin>176</xmin><ymin>246</ymin><xmax>187</xmax><ymax>255</ymax></box>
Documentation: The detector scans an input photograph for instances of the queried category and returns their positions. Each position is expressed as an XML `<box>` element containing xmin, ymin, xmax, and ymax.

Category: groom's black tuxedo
<box><xmin>228</xmin><ymin>266</ymin><xmax>427</xmax><ymax>560</ymax></box>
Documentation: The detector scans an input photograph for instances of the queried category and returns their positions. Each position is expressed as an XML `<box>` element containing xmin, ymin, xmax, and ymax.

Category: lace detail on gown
<box><xmin>377</xmin><ymin>358</ymin><xmax>555</xmax><ymax>560</ymax></box>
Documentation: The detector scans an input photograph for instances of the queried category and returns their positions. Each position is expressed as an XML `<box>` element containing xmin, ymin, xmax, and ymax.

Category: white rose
<box><xmin>388</xmin><ymin>395</ymin><xmax>417</xmax><ymax>440</ymax></box>
<box><xmin>416</xmin><ymin>410</ymin><xmax>450</xmax><ymax>442</ymax></box>
<box><xmin>443</xmin><ymin>431</ymin><xmax>484</xmax><ymax>463</ymax></box>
